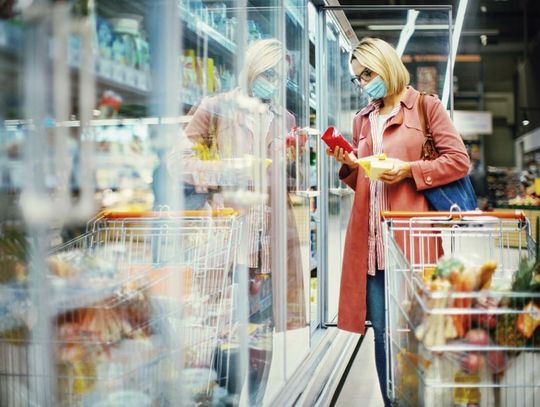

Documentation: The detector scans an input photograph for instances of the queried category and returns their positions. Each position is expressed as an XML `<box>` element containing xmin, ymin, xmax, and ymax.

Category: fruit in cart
<box><xmin>464</xmin><ymin>329</ymin><xmax>490</xmax><ymax>346</ymax></box>
<box><xmin>516</xmin><ymin>300</ymin><xmax>540</xmax><ymax>338</ymax></box>
<box><xmin>495</xmin><ymin>313</ymin><xmax>527</xmax><ymax>348</ymax></box>
<box><xmin>432</xmin><ymin>257</ymin><xmax>464</xmax><ymax>281</ymax></box>
<box><xmin>478</xmin><ymin>260</ymin><xmax>498</xmax><ymax>290</ymax></box>
<box><xmin>461</xmin><ymin>352</ymin><xmax>484</xmax><ymax>374</ymax></box>
<box><xmin>473</xmin><ymin>296</ymin><xmax>499</xmax><ymax>329</ymax></box>
<box><xmin>486</xmin><ymin>350</ymin><xmax>507</xmax><ymax>374</ymax></box>
<box><xmin>415</xmin><ymin>279</ymin><xmax>452</xmax><ymax>347</ymax></box>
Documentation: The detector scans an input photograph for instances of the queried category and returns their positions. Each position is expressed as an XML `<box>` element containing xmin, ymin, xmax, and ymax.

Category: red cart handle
<box><xmin>381</xmin><ymin>210</ymin><xmax>527</xmax><ymax>221</ymax></box>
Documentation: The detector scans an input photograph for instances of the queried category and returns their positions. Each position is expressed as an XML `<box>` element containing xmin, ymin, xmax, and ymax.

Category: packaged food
<box><xmin>357</xmin><ymin>153</ymin><xmax>398</xmax><ymax>180</ymax></box>
<box><xmin>321</xmin><ymin>126</ymin><xmax>353</xmax><ymax>153</ymax></box>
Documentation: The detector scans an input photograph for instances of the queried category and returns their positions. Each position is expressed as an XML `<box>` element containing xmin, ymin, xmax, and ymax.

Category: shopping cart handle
<box><xmin>100</xmin><ymin>208</ymin><xmax>238</xmax><ymax>219</ymax></box>
<box><xmin>381</xmin><ymin>210</ymin><xmax>526</xmax><ymax>220</ymax></box>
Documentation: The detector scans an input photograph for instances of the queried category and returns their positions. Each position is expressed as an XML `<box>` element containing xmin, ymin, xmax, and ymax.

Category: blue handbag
<box><xmin>418</xmin><ymin>93</ymin><xmax>478</xmax><ymax>211</ymax></box>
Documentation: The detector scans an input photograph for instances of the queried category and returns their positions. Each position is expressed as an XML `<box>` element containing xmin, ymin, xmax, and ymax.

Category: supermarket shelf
<box><xmin>496</xmin><ymin>204</ymin><xmax>540</xmax><ymax>210</ymax></box>
<box><xmin>0</xmin><ymin>20</ymin><xmax>151</xmax><ymax>96</ymax></box>
<box><xmin>182</xmin><ymin>11</ymin><xmax>237</xmax><ymax>57</ymax></box>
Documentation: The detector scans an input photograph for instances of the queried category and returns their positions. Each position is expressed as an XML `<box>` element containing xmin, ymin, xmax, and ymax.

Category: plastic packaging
<box><xmin>321</xmin><ymin>126</ymin><xmax>353</xmax><ymax>153</ymax></box>
<box><xmin>356</xmin><ymin>153</ymin><xmax>397</xmax><ymax>180</ymax></box>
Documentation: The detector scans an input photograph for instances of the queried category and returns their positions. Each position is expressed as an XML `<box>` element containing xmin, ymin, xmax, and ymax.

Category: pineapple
<box><xmin>495</xmin><ymin>313</ymin><xmax>527</xmax><ymax>348</ymax></box>
<box><xmin>495</xmin><ymin>238</ymin><xmax>539</xmax><ymax>347</ymax></box>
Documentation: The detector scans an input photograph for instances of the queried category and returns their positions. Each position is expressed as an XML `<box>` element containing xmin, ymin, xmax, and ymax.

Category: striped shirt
<box><xmin>367</xmin><ymin>101</ymin><xmax>401</xmax><ymax>275</ymax></box>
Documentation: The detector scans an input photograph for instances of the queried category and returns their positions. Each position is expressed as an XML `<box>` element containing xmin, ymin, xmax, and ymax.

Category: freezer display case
<box><xmin>0</xmin><ymin>1</ymin><xmax>311</xmax><ymax>406</ymax></box>
<box><xmin>317</xmin><ymin>5</ymin><xmax>452</xmax><ymax>325</ymax></box>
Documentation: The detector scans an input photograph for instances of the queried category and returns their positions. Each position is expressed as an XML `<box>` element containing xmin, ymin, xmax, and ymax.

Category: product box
<box><xmin>357</xmin><ymin>153</ymin><xmax>396</xmax><ymax>180</ymax></box>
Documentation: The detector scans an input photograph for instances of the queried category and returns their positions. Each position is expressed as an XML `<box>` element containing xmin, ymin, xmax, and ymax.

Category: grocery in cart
<box><xmin>0</xmin><ymin>209</ymin><xmax>243</xmax><ymax>407</ymax></box>
<box><xmin>384</xmin><ymin>211</ymin><xmax>539</xmax><ymax>407</ymax></box>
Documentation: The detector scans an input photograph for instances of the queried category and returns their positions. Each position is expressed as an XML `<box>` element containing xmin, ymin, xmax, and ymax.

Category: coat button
<box><xmin>426</xmin><ymin>176</ymin><xmax>432</xmax><ymax>183</ymax></box>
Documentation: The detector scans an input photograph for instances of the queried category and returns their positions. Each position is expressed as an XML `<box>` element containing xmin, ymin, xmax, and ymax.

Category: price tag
<box><xmin>125</xmin><ymin>68</ymin><xmax>136</xmax><ymax>87</ymax></box>
<box><xmin>98</xmin><ymin>59</ymin><xmax>113</xmax><ymax>79</ymax></box>
<box><xmin>112</xmin><ymin>64</ymin><xmax>124</xmax><ymax>83</ymax></box>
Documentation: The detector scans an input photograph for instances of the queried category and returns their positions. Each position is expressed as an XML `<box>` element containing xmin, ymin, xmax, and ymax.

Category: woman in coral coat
<box><xmin>327</xmin><ymin>37</ymin><xmax>471</xmax><ymax>406</ymax></box>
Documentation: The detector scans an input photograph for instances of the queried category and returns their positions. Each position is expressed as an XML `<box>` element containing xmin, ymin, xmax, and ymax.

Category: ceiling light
<box><xmin>367</xmin><ymin>24</ymin><xmax>448</xmax><ymax>31</ymax></box>
<box><xmin>480</xmin><ymin>35</ymin><xmax>487</xmax><ymax>46</ymax></box>
<box><xmin>522</xmin><ymin>112</ymin><xmax>530</xmax><ymax>126</ymax></box>
<box><xmin>480</xmin><ymin>5</ymin><xmax>487</xmax><ymax>12</ymax></box>
<box><xmin>442</xmin><ymin>0</ymin><xmax>469</xmax><ymax>109</ymax></box>
<box><xmin>396</xmin><ymin>9</ymin><xmax>419</xmax><ymax>56</ymax></box>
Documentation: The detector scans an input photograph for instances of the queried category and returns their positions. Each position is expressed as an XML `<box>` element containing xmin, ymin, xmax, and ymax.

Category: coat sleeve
<box><xmin>409</xmin><ymin>97</ymin><xmax>471</xmax><ymax>191</ymax></box>
<box><xmin>338</xmin><ymin>114</ymin><xmax>361</xmax><ymax>190</ymax></box>
<box><xmin>166</xmin><ymin>97</ymin><xmax>215</xmax><ymax>179</ymax></box>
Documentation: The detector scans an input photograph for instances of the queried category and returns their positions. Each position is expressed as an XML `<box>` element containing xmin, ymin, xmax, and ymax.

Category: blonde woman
<box><xmin>170</xmin><ymin>38</ymin><xmax>306</xmax><ymax>404</ymax></box>
<box><xmin>327</xmin><ymin>37</ymin><xmax>470</xmax><ymax>405</ymax></box>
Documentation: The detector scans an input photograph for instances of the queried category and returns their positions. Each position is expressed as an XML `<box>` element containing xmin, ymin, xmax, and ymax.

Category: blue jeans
<box><xmin>366</xmin><ymin>271</ymin><xmax>391</xmax><ymax>407</ymax></box>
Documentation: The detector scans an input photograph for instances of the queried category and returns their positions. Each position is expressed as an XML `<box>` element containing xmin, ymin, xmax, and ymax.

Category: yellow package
<box><xmin>357</xmin><ymin>153</ymin><xmax>397</xmax><ymax>180</ymax></box>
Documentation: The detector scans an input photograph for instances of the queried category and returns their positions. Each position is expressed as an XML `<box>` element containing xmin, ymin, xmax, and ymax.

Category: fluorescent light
<box><xmin>396</xmin><ymin>10</ymin><xmax>419</xmax><ymax>57</ymax></box>
<box><xmin>442</xmin><ymin>0</ymin><xmax>469</xmax><ymax>109</ymax></box>
<box><xmin>367</xmin><ymin>24</ymin><xmax>449</xmax><ymax>31</ymax></box>
<box><xmin>480</xmin><ymin>35</ymin><xmax>487</xmax><ymax>46</ymax></box>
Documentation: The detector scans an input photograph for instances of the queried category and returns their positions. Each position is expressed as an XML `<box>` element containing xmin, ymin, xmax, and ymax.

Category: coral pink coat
<box><xmin>337</xmin><ymin>86</ymin><xmax>470</xmax><ymax>334</ymax></box>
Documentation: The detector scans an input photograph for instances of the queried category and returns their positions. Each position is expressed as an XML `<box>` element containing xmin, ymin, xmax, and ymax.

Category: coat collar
<box><xmin>358</xmin><ymin>86</ymin><xmax>419</xmax><ymax>117</ymax></box>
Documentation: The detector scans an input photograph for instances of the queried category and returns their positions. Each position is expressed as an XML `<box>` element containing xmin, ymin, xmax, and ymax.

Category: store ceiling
<box><xmin>337</xmin><ymin>0</ymin><xmax>540</xmax><ymax>56</ymax></box>
<box><xmin>334</xmin><ymin>0</ymin><xmax>540</xmax><ymax>100</ymax></box>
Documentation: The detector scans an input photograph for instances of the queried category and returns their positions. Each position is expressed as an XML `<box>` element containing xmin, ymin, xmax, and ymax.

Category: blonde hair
<box><xmin>350</xmin><ymin>37</ymin><xmax>409</xmax><ymax>96</ymax></box>
<box><xmin>240</xmin><ymin>39</ymin><xmax>285</xmax><ymax>88</ymax></box>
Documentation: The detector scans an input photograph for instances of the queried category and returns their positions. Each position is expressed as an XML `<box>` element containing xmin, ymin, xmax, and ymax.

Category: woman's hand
<box><xmin>379</xmin><ymin>159</ymin><xmax>412</xmax><ymax>184</ymax></box>
<box><xmin>326</xmin><ymin>147</ymin><xmax>358</xmax><ymax>168</ymax></box>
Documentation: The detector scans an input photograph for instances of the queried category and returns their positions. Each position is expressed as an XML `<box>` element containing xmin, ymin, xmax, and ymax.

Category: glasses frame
<box><xmin>350</xmin><ymin>67</ymin><xmax>373</xmax><ymax>87</ymax></box>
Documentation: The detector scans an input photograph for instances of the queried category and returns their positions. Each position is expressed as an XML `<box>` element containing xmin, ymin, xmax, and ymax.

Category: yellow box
<box><xmin>535</xmin><ymin>178</ymin><xmax>540</xmax><ymax>195</ymax></box>
<box><xmin>357</xmin><ymin>153</ymin><xmax>397</xmax><ymax>180</ymax></box>
<box><xmin>207</xmin><ymin>57</ymin><xmax>214</xmax><ymax>93</ymax></box>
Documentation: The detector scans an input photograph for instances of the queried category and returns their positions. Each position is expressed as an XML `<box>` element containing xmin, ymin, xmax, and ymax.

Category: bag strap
<box><xmin>418</xmin><ymin>92</ymin><xmax>439</xmax><ymax>161</ymax></box>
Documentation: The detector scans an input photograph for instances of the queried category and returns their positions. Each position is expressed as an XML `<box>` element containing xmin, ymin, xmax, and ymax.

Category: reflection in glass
<box><xmin>170</xmin><ymin>38</ymin><xmax>306</xmax><ymax>404</ymax></box>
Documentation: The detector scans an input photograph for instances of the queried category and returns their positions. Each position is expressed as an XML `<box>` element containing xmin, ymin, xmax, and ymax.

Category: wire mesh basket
<box><xmin>383</xmin><ymin>211</ymin><xmax>539</xmax><ymax>407</ymax></box>
<box><xmin>0</xmin><ymin>210</ymin><xmax>243</xmax><ymax>406</ymax></box>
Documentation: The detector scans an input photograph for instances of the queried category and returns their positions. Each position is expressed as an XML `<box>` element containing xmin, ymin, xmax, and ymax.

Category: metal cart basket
<box><xmin>383</xmin><ymin>210</ymin><xmax>539</xmax><ymax>407</ymax></box>
<box><xmin>0</xmin><ymin>209</ymin><xmax>242</xmax><ymax>407</ymax></box>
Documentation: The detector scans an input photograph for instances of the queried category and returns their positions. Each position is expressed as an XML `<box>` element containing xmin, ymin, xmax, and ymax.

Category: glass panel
<box><xmin>322</xmin><ymin>7</ymin><xmax>451</xmax><ymax>323</ymax></box>
<box><xmin>344</xmin><ymin>8</ymin><xmax>452</xmax><ymax>110</ymax></box>
<box><xmin>0</xmin><ymin>1</ymin><xmax>312</xmax><ymax>405</ymax></box>
<box><xmin>320</xmin><ymin>16</ymin><xmax>359</xmax><ymax>323</ymax></box>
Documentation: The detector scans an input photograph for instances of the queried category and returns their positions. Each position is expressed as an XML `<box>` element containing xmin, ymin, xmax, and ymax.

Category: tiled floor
<box><xmin>334</xmin><ymin>329</ymin><xmax>384</xmax><ymax>407</ymax></box>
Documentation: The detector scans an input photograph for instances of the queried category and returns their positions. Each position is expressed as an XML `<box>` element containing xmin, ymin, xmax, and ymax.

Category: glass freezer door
<box><xmin>0</xmin><ymin>1</ymin><xmax>313</xmax><ymax>406</ymax></box>
<box><xmin>317</xmin><ymin>5</ymin><xmax>452</xmax><ymax>325</ymax></box>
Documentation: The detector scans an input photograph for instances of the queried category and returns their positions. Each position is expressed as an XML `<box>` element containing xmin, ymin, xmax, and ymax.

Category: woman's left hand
<box><xmin>379</xmin><ymin>159</ymin><xmax>412</xmax><ymax>185</ymax></box>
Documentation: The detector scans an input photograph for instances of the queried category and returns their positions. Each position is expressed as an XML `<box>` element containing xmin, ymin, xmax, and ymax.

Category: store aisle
<box><xmin>334</xmin><ymin>329</ymin><xmax>384</xmax><ymax>407</ymax></box>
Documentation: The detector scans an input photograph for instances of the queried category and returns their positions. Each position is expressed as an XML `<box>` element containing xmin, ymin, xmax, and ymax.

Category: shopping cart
<box><xmin>383</xmin><ymin>210</ymin><xmax>539</xmax><ymax>407</ymax></box>
<box><xmin>0</xmin><ymin>209</ymin><xmax>243</xmax><ymax>407</ymax></box>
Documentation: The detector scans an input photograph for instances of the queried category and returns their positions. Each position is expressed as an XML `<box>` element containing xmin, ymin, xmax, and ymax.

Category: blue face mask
<box><xmin>363</xmin><ymin>75</ymin><xmax>387</xmax><ymax>100</ymax></box>
<box><xmin>251</xmin><ymin>77</ymin><xmax>277</xmax><ymax>101</ymax></box>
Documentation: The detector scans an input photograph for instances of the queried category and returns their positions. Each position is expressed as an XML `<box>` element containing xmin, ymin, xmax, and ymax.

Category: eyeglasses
<box><xmin>261</xmin><ymin>68</ymin><xmax>281</xmax><ymax>82</ymax></box>
<box><xmin>350</xmin><ymin>67</ymin><xmax>373</xmax><ymax>87</ymax></box>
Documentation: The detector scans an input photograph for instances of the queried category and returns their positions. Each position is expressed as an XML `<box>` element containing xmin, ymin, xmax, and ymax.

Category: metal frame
<box><xmin>315</xmin><ymin>4</ymin><xmax>455</xmax><ymax>329</ymax></box>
